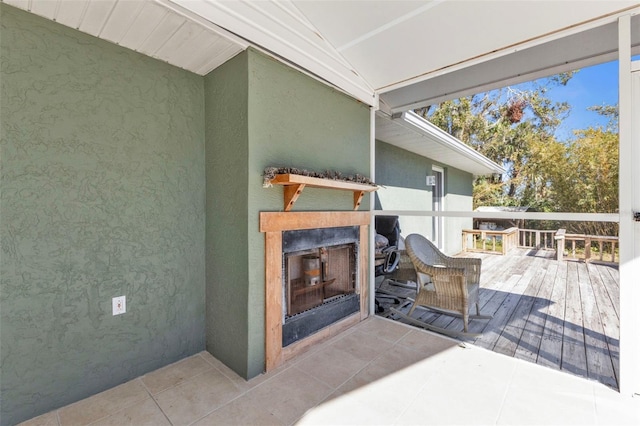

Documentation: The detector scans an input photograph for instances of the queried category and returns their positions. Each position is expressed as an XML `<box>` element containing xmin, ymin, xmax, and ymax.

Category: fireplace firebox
<box><xmin>260</xmin><ymin>211</ymin><xmax>370</xmax><ymax>371</ymax></box>
<box><xmin>282</xmin><ymin>226</ymin><xmax>360</xmax><ymax>346</ymax></box>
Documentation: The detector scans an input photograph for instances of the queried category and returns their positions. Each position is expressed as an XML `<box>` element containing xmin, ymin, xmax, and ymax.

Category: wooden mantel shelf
<box><xmin>268</xmin><ymin>174</ymin><xmax>378</xmax><ymax>211</ymax></box>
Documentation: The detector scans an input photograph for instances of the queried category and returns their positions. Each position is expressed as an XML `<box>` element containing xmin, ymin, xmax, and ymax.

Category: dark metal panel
<box><xmin>283</xmin><ymin>226</ymin><xmax>359</xmax><ymax>253</ymax></box>
<box><xmin>282</xmin><ymin>294</ymin><xmax>360</xmax><ymax>347</ymax></box>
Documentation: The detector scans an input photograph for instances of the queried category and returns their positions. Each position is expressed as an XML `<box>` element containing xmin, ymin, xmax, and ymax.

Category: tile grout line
<box><xmin>183</xmin><ymin>352</ymin><xmax>284</xmax><ymax>426</ymax></box>
<box><xmin>62</xmin><ymin>379</ymin><xmax>151</xmax><ymax>426</ymax></box>
<box><xmin>493</xmin><ymin>359</ymin><xmax>519</xmax><ymax>425</ymax></box>
<box><xmin>138</xmin><ymin>377</ymin><xmax>174</xmax><ymax>426</ymax></box>
<box><xmin>292</xmin><ymin>324</ymin><xmax>420</xmax><ymax>424</ymax></box>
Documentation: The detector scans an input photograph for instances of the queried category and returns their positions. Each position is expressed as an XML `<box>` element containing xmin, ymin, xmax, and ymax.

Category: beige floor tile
<box><xmin>400</xmin><ymin>387</ymin><xmax>507</xmax><ymax>425</ymax></box>
<box><xmin>509</xmin><ymin>358</ymin><xmax>596</xmax><ymax>396</ymax></box>
<box><xmin>360</xmin><ymin>342</ymin><xmax>435</xmax><ymax>377</ymax></box>
<box><xmin>243</xmin><ymin>366</ymin><xmax>334</xmax><ymax>425</ymax></box>
<box><xmin>397</xmin><ymin>362</ymin><xmax>512</xmax><ymax>426</ymax></box>
<box><xmin>297</xmin><ymin>393</ymin><xmax>396</xmax><ymax>425</ymax></box>
<box><xmin>198</xmin><ymin>351</ymin><xmax>257</xmax><ymax>392</ymax></box>
<box><xmin>58</xmin><ymin>380</ymin><xmax>149</xmax><ymax>426</ymax></box>
<box><xmin>153</xmin><ymin>368</ymin><xmax>243</xmax><ymax>425</ymax></box>
<box><xmin>192</xmin><ymin>394</ymin><xmax>286</xmax><ymax>426</ymax></box>
<box><xmin>331</xmin><ymin>344</ymin><xmax>436</xmax><ymax>398</ymax></box>
<box><xmin>24</xmin><ymin>318</ymin><xmax>635</xmax><ymax>426</ymax></box>
<box><xmin>498</xmin><ymin>387</ymin><xmax>597</xmax><ymax>425</ymax></box>
<box><xmin>89</xmin><ymin>397</ymin><xmax>170</xmax><ymax>426</ymax></box>
<box><xmin>293</xmin><ymin>344</ymin><xmax>369</xmax><ymax>389</ymax></box>
<box><xmin>141</xmin><ymin>354</ymin><xmax>213</xmax><ymax>395</ymax></box>
<box><xmin>17</xmin><ymin>410</ymin><xmax>59</xmax><ymax>426</ymax></box>
<box><xmin>356</xmin><ymin>317</ymin><xmax>412</xmax><ymax>343</ymax></box>
<box><xmin>396</xmin><ymin>329</ymin><xmax>460</xmax><ymax>356</ymax></box>
<box><xmin>329</xmin><ymin>329</ymin><xmax>396</xmax><ymax>362</ymax></box>
<box><xmin>592</xmin><ymin>384</ymin><xmax>640</xmax><ymax>425</ymax></box>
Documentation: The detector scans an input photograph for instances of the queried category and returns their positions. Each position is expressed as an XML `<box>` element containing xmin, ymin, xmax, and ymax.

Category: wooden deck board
<box><xmin>379</xmin><ymin>248</ymin><xmax>620</xmax><ymax>389</ymax></box>
<box><xmin>514</xmin><ymin>261</ymin><xmax>558</xmax><ymax>362</ymax></box>
<box><xmin>492</xmin><ymin>256</ymin><xmax>548</xmax><ymax>357</ymax></box>
<box><xmin>561</xmin><ymin>262</ymin><xmax>588</xmax><ymax>378</ymax></box>
<box><xmin>473</xmin><ymin>258</ymin><xmax>538</xmax><ymax>350</ymax></box>
<box><xmin>587</xmin><ymin>263</ymin><xmax>620</xmax><ymax>384</ymax></box>
<box><xmin>578</xmin><ymin>262</ymin><xmax>617</xmax><ymax>388</ymax></box>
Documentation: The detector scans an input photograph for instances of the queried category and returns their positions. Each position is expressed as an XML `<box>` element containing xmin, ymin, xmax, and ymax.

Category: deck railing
<box><xmin>518</xmin><ymin>228</ymin><xmax>557</xmax><ymax>250</ymax></box>
<box><xmin>461</xmin><ymin>227</ymin><xmax>519</xmax><ymax>255</ymax></box>
<box><xmin>555</xmin><ymin>231</ymin><xmax>618</xmax><ymax>263</ymax></box>
<box><xmin>462</xmin><ymin>227</ymin><xmax>618</xmax><ymax>263</ymax></box>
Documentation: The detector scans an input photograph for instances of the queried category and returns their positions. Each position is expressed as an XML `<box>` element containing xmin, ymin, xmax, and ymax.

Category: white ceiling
<box><xmin>4</xmin><ymin>0</ymin><xmax>640</xmax><ymax>111</ymax></box>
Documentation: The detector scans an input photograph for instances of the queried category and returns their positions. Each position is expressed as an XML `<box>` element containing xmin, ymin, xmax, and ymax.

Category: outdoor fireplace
<box><xmin>260</xmin><ymin>211</ymin><xmax>370</xmax><ymax>371</ymax></box>
<box><xmin>282</xmin><ymin>227</ymin><xmax>360</xmax><ymax>346</ymax></box>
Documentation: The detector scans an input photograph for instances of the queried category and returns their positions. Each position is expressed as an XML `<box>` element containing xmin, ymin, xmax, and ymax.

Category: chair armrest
<box><xmin>416</xmin><ymin>262</ymin><xmax>465</xmax><ymax>278</ymax></box>
<box><xmin>442</xmin><ymin>256</ymin><xmax>481</xmax><ymax>270</ymax></box>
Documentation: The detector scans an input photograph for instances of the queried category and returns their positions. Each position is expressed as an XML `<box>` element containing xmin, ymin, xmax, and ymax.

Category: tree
<box><xmin>420</xmin><ymin>73</ymin><xmax>620</xmax><ymax>237</ymax></box>
<box><xmin>417</xmin><ymin>74</ymin><xmax>573</xmax><ymax>210</ymax></box>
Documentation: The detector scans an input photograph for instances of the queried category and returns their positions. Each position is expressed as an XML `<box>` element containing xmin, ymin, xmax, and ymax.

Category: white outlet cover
<box><xmin>112</xmin><ymin>296</ymin><xmax>126</xmax><ymax>315</ymax></box>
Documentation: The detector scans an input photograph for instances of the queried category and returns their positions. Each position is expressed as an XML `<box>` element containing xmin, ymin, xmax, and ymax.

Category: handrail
<box><xmin>562</xmin><ymin>233</ymin><xmax>618</xmax><ymax>263</ymax></box>
<box><xmin>462</xmin><ymin>227</ymin><xmax>518</xmax><ymax>255</ymax></box>
<box><xmin>519</xmin><ymin>228</ymin><xmax>557</xmax><ymax>250</ymax></box>
<box><xmin>462</xmin><ymin>227</ymin><xmax>618</xmax><ymax>263</ymax></box>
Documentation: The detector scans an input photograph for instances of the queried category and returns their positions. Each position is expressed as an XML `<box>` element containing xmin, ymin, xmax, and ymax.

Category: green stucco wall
<box><xmin>203</xmin><ymin>53</ymin><xmax>250</xmax><ymax>378</ymax></box>
<box><xmin>443</xmin><ymin>166</ymin><xmax>474</xmax><ymax>254</ymax></box>
<box><xmin>375</xmin><ymin>140</ymin><xmax>473</xmax><ymax>254</ymax></box>
<box><xmin>0</xmin><ymin>5</ymin><xmax>206</xmax><ymax>425</ymax></box>
<box><xmin>204</xmin><ymin>49</ymin><xmax>370</xmax><ymax>379</ymax></box>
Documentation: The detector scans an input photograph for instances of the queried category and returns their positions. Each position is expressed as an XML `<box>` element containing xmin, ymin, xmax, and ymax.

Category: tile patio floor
<box><xmin>20</xmin><ymin>317</ymin><xmax>639</xmax><ymax>426</ymax></box>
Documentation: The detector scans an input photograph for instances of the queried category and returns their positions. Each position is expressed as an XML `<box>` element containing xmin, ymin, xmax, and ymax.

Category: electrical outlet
<box><xmin>112</xmin><ymin>296</ymin><xmax>126</xmax><ymax>315</ymax></box>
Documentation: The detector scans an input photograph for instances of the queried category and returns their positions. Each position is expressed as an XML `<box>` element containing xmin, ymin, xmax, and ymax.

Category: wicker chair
<box><xmin>405</xmin><ymin>233</ymin><xmax>486</xmax><ymax>333</ymax></box>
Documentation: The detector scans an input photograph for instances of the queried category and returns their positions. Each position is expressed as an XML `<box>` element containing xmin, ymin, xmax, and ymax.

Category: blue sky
<box><xmin>544</xmin><ymin>60</ymin><xmax>619</xmax><ymax>141</ymax></box>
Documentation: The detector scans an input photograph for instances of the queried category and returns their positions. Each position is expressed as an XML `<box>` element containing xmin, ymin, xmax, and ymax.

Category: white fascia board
<box><xmin>378</xmin><ymin>4</ymin><xmax>640</xmax><ymax>95</ymax></box>
<box><xmin>400</xmin><ymin>111</ymin><xmax>506</xmax><ymax>176</ymax></box>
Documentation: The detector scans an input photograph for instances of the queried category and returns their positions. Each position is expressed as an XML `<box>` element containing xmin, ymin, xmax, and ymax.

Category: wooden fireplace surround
<box><xmin>259</xmin><ymin>211</ymin><xmax>370</xmax><ymax>371</ymax></box>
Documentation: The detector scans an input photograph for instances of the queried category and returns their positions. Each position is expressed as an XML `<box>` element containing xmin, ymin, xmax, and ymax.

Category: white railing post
<box><xmin>555</xmin><ymin>229</ymin><xmax>566</xmax><ymax>262</ymax></box>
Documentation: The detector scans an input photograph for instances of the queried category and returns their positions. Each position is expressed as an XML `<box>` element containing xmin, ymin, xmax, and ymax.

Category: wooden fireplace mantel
<box><xmin>266</xmin><ymin>174</ymin><xmax>378</xmax><ymax>211</ymax></box>
<box><xmin>260</xmin><ymin>211</ymin><xmax>370</xmax><ymax>371</ymax></box>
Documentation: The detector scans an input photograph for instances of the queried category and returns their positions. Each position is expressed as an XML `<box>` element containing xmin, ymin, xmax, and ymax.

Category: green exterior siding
<box><xmin>375</xmin><ymin>140</ymin><xmax>473</xmax><ymax>254</ymax></box>
<box><xmin>0</xmin><ymin>5</ymin><xmax>206</xmax><ymax>425</ymax></box>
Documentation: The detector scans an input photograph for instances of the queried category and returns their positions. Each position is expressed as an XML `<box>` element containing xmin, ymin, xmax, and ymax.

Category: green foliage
<box><xmin>419</xmin><ymin>72</ymin><xmax>619</xmax><ymax>236</ymax></box>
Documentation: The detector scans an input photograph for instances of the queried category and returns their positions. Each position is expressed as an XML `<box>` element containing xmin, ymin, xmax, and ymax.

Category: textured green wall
<box><xmin>203</xmin><ymin>52</ymin><xmax>250</xmax><ymax>377</ymax></box>
<box><xmin>375</xmin><ymin>140</ymin><xmax>473</xmax><ymax>253</ymax></box>
<box><xmin>0</xmin><ymin>5</ymin><xmax>206</xmax><ymax>425</ymax></box>
<box><xmin>443</xmin><ymin>167</ymin><xmax>474</xmax><ymax>254</ymax></box>
<box><xmin>204</xmin><ymin>49</ymin><xmax>370</xmax><ymax>379</ymax></box>
<box><xmin>246</xmin><ymin>51</ymin><xmax>370</xmax><ymax>378</ymax></box>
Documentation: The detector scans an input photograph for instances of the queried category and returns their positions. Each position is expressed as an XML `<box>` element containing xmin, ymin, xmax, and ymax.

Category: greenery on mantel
<box><xmin>262</xmin><ymin>166</ymin><xmax>376</xmax><ymax>188</ymax></box>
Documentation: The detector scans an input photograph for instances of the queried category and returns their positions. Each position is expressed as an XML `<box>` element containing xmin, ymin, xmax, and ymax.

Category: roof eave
<box><xmin>399</xmin><ymin>111</ymin><xmax>506</xmax><ymax>176</ymax></box>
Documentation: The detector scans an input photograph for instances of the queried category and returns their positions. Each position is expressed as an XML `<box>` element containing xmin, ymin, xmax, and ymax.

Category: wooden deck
<box><xmin>378</xmin><ymin>248</ymin><xmax>620</xmax><ymax>389</ymax></box>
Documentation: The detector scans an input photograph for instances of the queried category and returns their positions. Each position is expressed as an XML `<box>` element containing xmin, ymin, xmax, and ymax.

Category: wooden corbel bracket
<box><xmin>284</xmin><ymin>184</ymin><xmax>305</xmax><ymax>212</ymax></box>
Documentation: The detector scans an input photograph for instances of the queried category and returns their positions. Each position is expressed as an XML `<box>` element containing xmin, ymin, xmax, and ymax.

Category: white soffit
<box><xmin>376</xmin><ymin>111</ymin><xmax>505</xmax><ymax>177</ymax></box>
<box><xmin>2</xmin><ymin>0</ymin><xmax>248</xmax><ymax>76</ymax></box>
